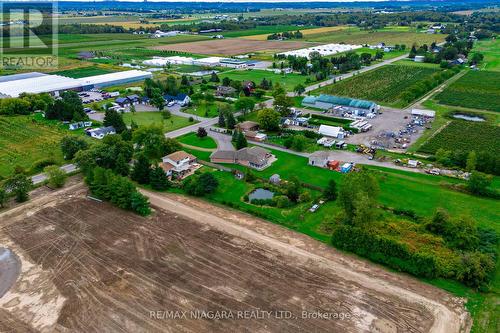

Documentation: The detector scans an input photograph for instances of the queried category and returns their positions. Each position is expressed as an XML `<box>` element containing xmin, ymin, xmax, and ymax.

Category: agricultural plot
<box><xmin>304</xmin><ymin>27</ymin><xmax>446</xmax><ymax>46</ymax></box>
<box><xmin>0</xmin><ymin>116</ymin><xmax>66</xmax><ymax>178</ymax></box>
<box><xmin>241</xmin><ymin>25</ymin><xmax>346</xmax><ymax>40</ymax></box>
<box><xmin>221</xmin><ymin>25</ymin><xmax>318</xmax><ymax>38</ymax></box>
<box><xmin>150</xmin><ymin>38</ymin><xmax>314</xmax><ymax>56</ymax></box>
<box><xmin>0</xmin><ymin>186</ymin><xmax>469</xmax><ymax>333</ymax></box>
<box><xmin>435</xmin><ymin>70</ymin><xmax>500</xmax><ymax>112</ymax></box>
<box><xmin>418</xmin><ymin>121</ymin><xmax>500</xmax><ymax>155</ymax></box>
<box><xmin>318</xmin><ymin>64</ymin><xmax>439</xmax><ymax>106</ymax></box>
<box><xmin>51</xmin><ymin>66</ymin><xmax>116</xmax><ymax>78</ymax></box>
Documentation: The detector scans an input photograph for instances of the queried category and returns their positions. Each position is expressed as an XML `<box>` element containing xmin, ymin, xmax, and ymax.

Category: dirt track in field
<box><xmin>0</xmin><ymin>184</ymin><xmax>471</xmax><ymax>332</ymax></box>
<box><xmin>150</xmin><ymin>38</ymin><xmax>316</xmax><ymax>55</ymax></box>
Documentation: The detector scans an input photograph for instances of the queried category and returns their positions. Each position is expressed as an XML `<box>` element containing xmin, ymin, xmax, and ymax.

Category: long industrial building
<box><xmin>0</xmin><ymin>70</ymin><xmax>152</xmax><ymax>98</ymax></box>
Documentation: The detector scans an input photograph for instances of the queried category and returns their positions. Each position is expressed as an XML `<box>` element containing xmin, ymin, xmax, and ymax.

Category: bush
<box><xmin>44</xmin><ymin>165</ymin><xmax>67</xmax><ymax>188</ymax></box>
<box><xmin>273</xmin><ymin>195</ymin><xmax>291</xmax><ymax>208</ymax></box>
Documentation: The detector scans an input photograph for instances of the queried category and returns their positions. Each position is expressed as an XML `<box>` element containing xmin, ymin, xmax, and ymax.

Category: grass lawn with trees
<box><xmin>473</xmin><ymin>38</ymin><xmax>500</xmax><ymax>72</ymax></box>
<box><xmin>218</xmin><ymin>69</ymin><xmax>311</xmax><ymax>91</ymax></box>
<box><xmin>178</xmin><ymin>132</ymin><xmax>217</xmax><ymax>149</ymax></box>
<box><xmin>122</xmin><ymin>112</ymin><xmax>196</xmax><ymax>132</ymax></box>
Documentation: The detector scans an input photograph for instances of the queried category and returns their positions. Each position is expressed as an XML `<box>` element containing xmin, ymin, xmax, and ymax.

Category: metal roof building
<box><xmin>0</xmin><ymin>70</ymin><xmax>152</xmax><ymax>98</ymax></box>
<box><xmin>302</xmin><ymin>94</ymin><xmax>378</xmax><ymax>112</ymax></box>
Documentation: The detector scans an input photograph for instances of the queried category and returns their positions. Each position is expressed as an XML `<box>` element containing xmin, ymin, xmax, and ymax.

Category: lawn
<box><xmin>418</xmin><ymin>120</ymin><xmax>500</xmax><ymax>155</ymax></box>
<box><xmin>184</xmin><ymin>102</ymin><xmax>230</xmax><ymax>118</ymax></box>
<box><xmin>0</xmin><ymin>115</ymin><xmax>67</xmax><ymax>178</ymax></box>
<box><xmin>473</xmin><ymin>38</ymin><xmax>500</xmax><ymax>72</ymax></box>
<box><xmin>317</xmin><ymin>64</ymin><xmax>440</xmax><ymax>107</ymax></box>
<box><xmin>219</xmin><ymin>69</ymin><xmax>310</xmax><ymax>91</ymax></box>
<box><xmin>304</xmin><ymin>26</ymin><xmax>446</xmax><ymax>46</ymax></box>
<box><xmin>178</xmin><ymin>132</ymin><xmax>217</xmax><ymax>149</ymax></box>
<box><xmin>435</xmin><ymin>70</ymin><xmax>500</xmax><ymax>112</ymax></box>
<box><xmin>185</xmin><ymin>147</ymin><xmax>499</xmax><ymax>333</ymax></box>
<box><xmin>122</xmin><ymin>112</ymin><xmax>195</xmax><ymax>132</ymax></box>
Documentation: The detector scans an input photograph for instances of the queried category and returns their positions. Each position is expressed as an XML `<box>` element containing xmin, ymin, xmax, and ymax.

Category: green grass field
<box><xmin>182</xmin><ymin>146</ymin><xmax>500</xmax><ymax>333</ymax></box>
<box><xmin>317</xmin><ymin>64</ymin><xmax>439</xmax><ymax>107</ymax></box>
<box><xmin>435</xmin><ymin>70</ymin><xmax>500</xmax><ymax>112</ymax></box>
<box><xmin>418</xmin><ymin>120</ymin><xmax>500</xmax><ymax>155</ymax></box>
<box><xmin>51</xmin><ymin>65</ymin><xmax>116</xmax><ymax>78</ymax></box>
<box><xmin>219</xmin><ymin>69</ymin><xmax>311</xmax><ymax>91</ymax></box>
<box><xmin>0</xmin><ymin>116</ymin><xmax>67</xmax><ymax>178</ymax></box>
<box><xmin>122</xmin><ymin>112</ymin><xmax>196</xmax><ymax>132</ymax></box>
<box><xmin>221</xmin><ymin>25</ymin><xmax>317</xmax><ymax>38</ymax></box>
<box><xmin>473</xmin><ymin>38</ymin><xmax>500</xmax><ymax>72</ymax></box>
<box><xmin>178</xmin><ymin>132</ymin><xmax>217</xmax><ymax>149</ymax></box>
<box><xmin>304</xmin><ymin>27</ymin><xmax>446</xmax><ymax>46</ymax></box>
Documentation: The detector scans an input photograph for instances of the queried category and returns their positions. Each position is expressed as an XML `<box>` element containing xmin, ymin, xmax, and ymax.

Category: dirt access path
<box><xmin>143</xmin><ymin>189</ymin><xmax>472</xmax><ymax>333</ymax></box>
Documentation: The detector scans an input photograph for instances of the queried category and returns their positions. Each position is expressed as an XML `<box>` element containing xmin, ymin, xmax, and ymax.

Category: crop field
<box><xmin>51</xmin><ymin>65</ymin><xmax>116</xmax><ymax>78</ymax></box>
<box><xmin>0</xmin><ymin>116</ymin><xmax>66</xmax><ymax>178</ymax></box>
<box><xmin>0</xmin><ymin>185</ymin><xmax>470</xmax><ymax>332</ymax></box>
<box><xmin>150</xmin><ymin>38</ymin><xmax>315</xmax><ymax>55</ymax></box>
<box><xmin>221</xmin><ymin>25</ymin><xmax>318</xmax><ymax>38</ymax></box>
<box><xmin>318</xmin><ymin>64</ymin><xmax>439</xmax><ymax>106</ymax></box>
<box><xmin>418</xmin><ymin>120</ymin><xmax>500</xmax><ymax>155</ymax></box>
<box><xmin>304</xmin><ymin>27</ymin><xmax>446</xmax><ymax>46</ymax></box>
<box><xmin>241</xmin><ymin>25</ymin><xmax>347</xmax><ymax>40</ymax></box>
<box><xmin>122</xmin><ymin>112</ymin><xmax>195</xmax><ymax>132</ymax></box>
<box><xmin>435</xmin><ymin>70</ymin><xmax>500</xmax><ymax>112</ymax></box>
<box><xmin>219</xmin><ymin>69</ymin><xmax>310</xmax><ymax>90</ymax></box>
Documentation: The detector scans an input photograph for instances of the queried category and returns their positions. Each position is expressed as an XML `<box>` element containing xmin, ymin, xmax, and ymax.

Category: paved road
<box><xmin>248</xmin><ymin>140</ymin><xmax>422</xmax><ymax>173</ymax></box>
<box><xmin>31</xmin><ymin>164</ymin><xmax>78</xmax><ymax>185</ymax></box>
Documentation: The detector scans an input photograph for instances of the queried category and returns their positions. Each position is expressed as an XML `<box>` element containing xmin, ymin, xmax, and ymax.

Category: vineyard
<box><xmin>0</xmin><ymin>116</ymin><xmax>66</xmax><ymax>178</ymax></box>
<box><xmin>435</xmin><ymin>70</ymin><xmax>500</xmax><ymax>112</ymax></box>
<box><xmin>319</xmin><ymin>64</ymin><xmax>440</xmax><ymax>106</ymax></box>
<box><xmin>418</xmin><ymin>121</ymin><xmax>500</xmax><ymax>155</ymax></box>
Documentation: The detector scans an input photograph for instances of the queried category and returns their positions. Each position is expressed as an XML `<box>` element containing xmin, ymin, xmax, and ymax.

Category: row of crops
<box><xmin>319</xmin><ymin>64</ymin><xmax>440</xmax><ymax>106</ymax></box>
<box><xmin>418</xmin><ymin>120</ymin><xmax>500</xmax><ymax>155</ymax></box>
<box><xmin>435</xmin><ymin>70</ymin><xmax>500</xmax><ymax>112</ymax></box>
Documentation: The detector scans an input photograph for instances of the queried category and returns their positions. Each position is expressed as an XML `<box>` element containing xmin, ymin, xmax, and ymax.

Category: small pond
<box><xmin>452</xmin><ymin>114</ymin><xmax>485</xmax><ymax>122</ymax></box>
<box><xmin>249</xmin><ymin>188</ymin><xmax>275</xmax><ymax>201</ymax></box>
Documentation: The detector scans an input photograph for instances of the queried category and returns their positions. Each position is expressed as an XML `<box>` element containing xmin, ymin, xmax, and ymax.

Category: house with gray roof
<box><xmin>210</xmin><ymin>146</ymin><xmax>274</xmax><ymax>170</ymax></box>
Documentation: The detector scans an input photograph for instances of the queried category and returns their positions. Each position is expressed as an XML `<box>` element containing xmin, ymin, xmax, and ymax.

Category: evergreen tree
<box><xmin>235</xmin><ymin>131</ymin><xmax>248</xmax><ymax>149</ymax></box>
<box><xmin>149</xmin><ymin>166</ymin><xmax>171</xmax><ymax>190</ymax></box>
<box><xmin>225</xmin><ymin>112</ymin><xmax>236</xmax><ymax>129</ymax></box>
<box><xmin>324</xmin><ymin>179</ymin><xmax>338</xmax><ymax>201</ymax></box>
<box><xmin>103</xmin><ymin>109</ymin><xmax>127</xmax><ymax>133</ymax></box>
<box><xmin>218</xmin><ymin>111</ymin><xmax>226</xmax><ymax>127</ymax></box>
<box><xmin>131</xmin><ymin>192</ymin><xmax>151</xmax><ymax>216</ymax></box>
<box><xmin>131</xmin><ymin>153</ymin><xmax>151</xmax><ymax>184</ymax></box>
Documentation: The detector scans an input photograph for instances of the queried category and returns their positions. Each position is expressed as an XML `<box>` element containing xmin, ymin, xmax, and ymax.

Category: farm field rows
<box><xmin>221</xmin><ymin>25</ymin><xmax>319</xmax><ymax>38</ymax></box>
<box><xmin>51</xmin><ymin>65</ymin><xmax>116</xmax><ymax>78</ymax></box>
<box><xmin>418</xmin><ymin>120</ymin><xmax>500</xmax><ymax>155</ymax></box>
<box><xmin>241</xmin><ymin>25</ymin><xmax>348</xmax><ymax>40</ymax></box>
<box><xmin>0</xmin><ymin>116</ymin><xmax>67</xmax><ymax>178</ymax></box>
<box><xmin>150</xmin><ymin>38</ymin><xmax>316</xmax><ymax>56</ymax></box>
<box><xmin>317</xmin><ymin>64</ymin><xmax>440</xmax><ymax>107</ymax></box>
<box><xmin>434</xmin><ymin>70</ymin><xmax>500</xmax><ymax>112</ymax></box>
<box><xmin>303</xmin><ymin>27</ymin><xmax>446</xmax><ymax>46</ymax></box>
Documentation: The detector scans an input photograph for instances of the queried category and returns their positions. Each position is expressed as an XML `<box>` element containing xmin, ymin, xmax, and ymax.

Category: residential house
<box><xmin>210</xmin><ymin>147</ymin><xmax>274</xmax><ymax>170</ymax></box>
<box><xmin>244</xmin><ymin>131</ymin><xmax>267</xmax><ymax>142</ymax></box>
<box><xmin>88</xmin><ymin>126</ymin><xmax>116</xmax><ymax>139</ymax></box>
<box><xmin>160</xmin><ymin>150</ymin><xmax>198</xmax><ymax>178</ymax></box>
<box><xmin>164</xmin><ymin>93</ymin><xmax>191</xmax><ymax>107</ymax></box>
<box><xmin>126</xmin><ymin>94</ymin><xmax>141</xmax><ymax>105</ymax></box>
<box><xmin>115</xmin><ymin>97</ymin><xmax>130</xmax><ymax>107</ymax></box>
<box><xmin>237</xmin><ymin>121</ymin><xmax>259</xmax><ymax>132</ymax></box>
<box><xmin>216</xmin><ymin>85</ymin><xmax>237</xmax><ymax>97</ymax></box>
